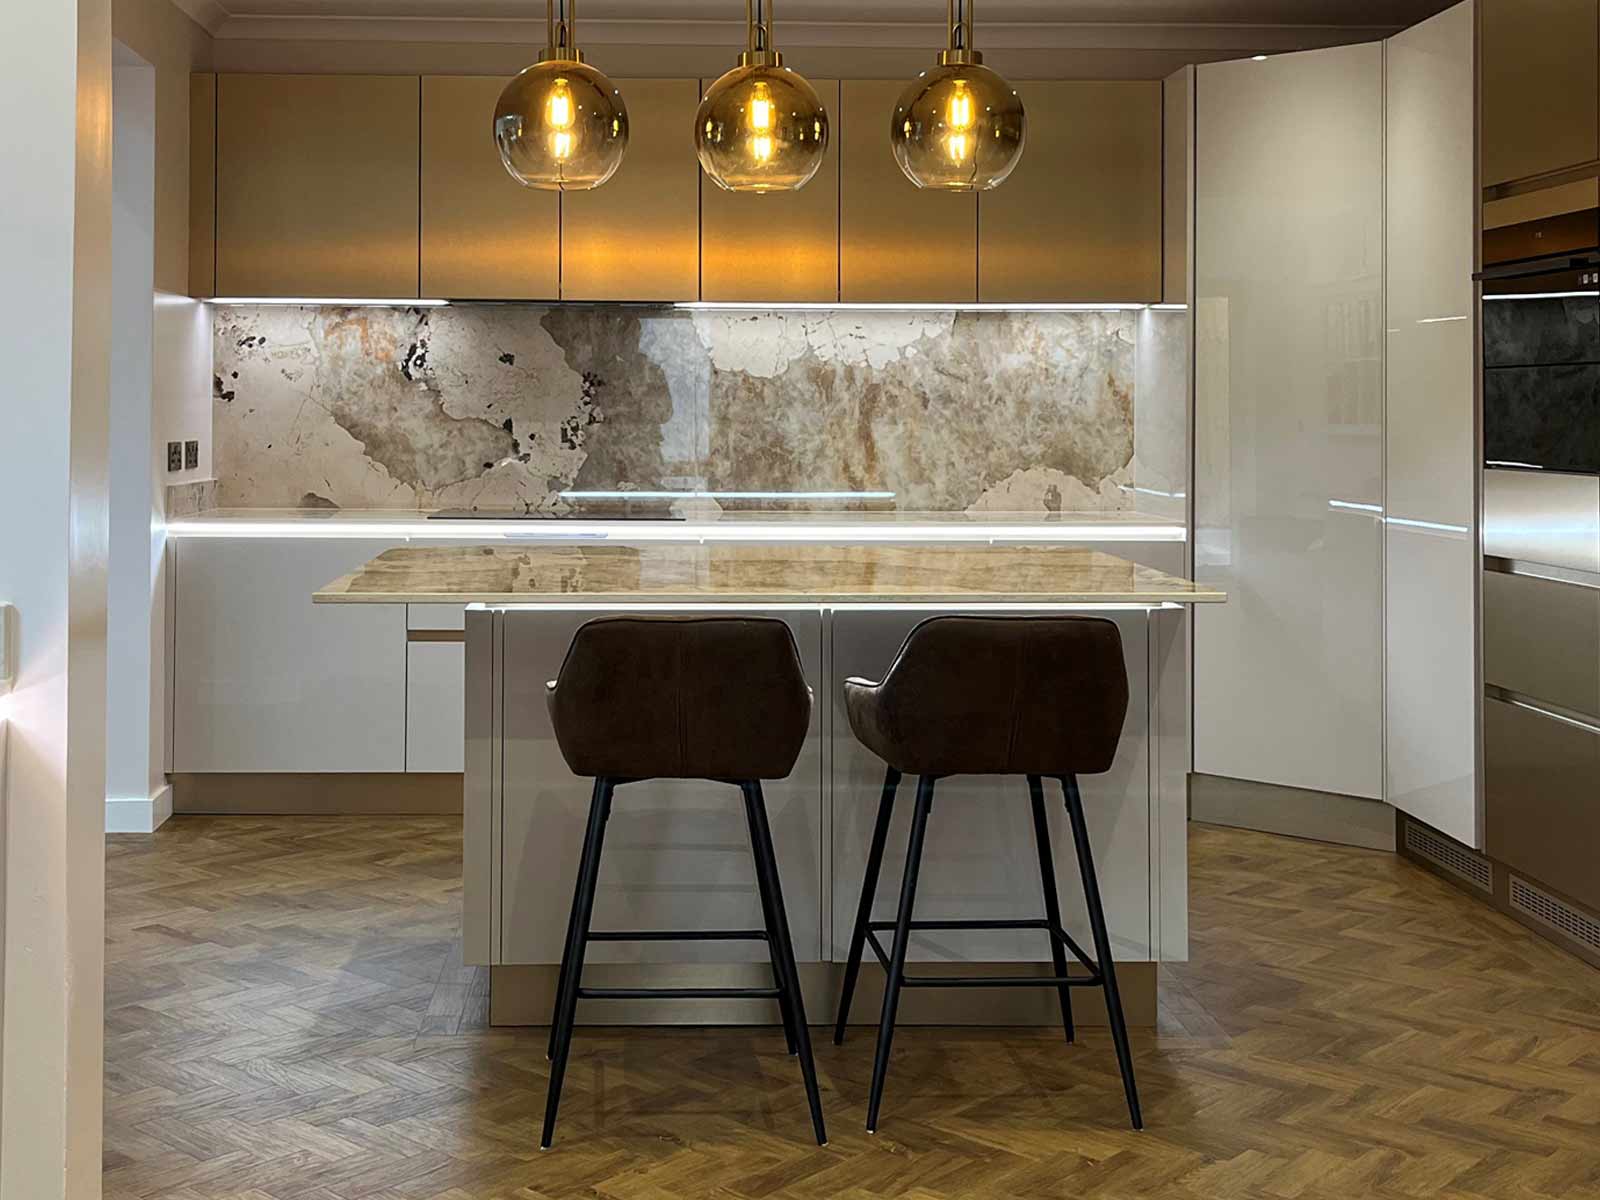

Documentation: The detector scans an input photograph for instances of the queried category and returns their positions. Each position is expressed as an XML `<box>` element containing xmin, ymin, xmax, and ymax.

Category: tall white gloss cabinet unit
<box><xmin>1383</xmin><ymin>2</ymin><xmax>1479</xmax><ymax>848</ymax></box>
<box><xmin>1193</xmin><ymin>44</ymin><xmax>1387</xmax><ymax>802</ymax></box>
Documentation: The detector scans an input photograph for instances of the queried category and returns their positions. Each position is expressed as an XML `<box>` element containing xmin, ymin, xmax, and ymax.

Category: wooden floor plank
<box><xmin>104</xmin><ymin>818</ymin><xmax>1600</xmax><ymax>1199</ymax></box>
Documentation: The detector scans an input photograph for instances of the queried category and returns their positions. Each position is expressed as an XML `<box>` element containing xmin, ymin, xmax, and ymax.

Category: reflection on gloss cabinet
<box><xmin>215</xmin><ymin>74</ymin><xmax>421</xmax><ymax>299</ymax></box>
<box><xmin>840</xmin><ymin>80</ymin><xmax>977</xmax><ymax>304</ymax></box>
<box><xmin>560</xmin><ymin>78</ymin><xmax>700</xmax><ymax>302</ymax></box>
<box><xmin>700</xmin><ymin>79</ymin><xmax>840</xmax><ymax>304</ymax></box>
<box><xmin>978</xmin><ymin>81</ymin><xmax>1161</xmax><ymax>303</ymax></box>
<box><xmin>422</xmin><ymin>75</ymin><xmax>559</xmax><ymax>300</ymax></box>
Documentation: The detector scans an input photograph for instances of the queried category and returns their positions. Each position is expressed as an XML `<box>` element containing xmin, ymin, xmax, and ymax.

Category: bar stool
<box><xmin>832</xmin><ymin>615</ymin><xmax>1142</xmax><ymax>1132</ymax></box>
<box><xmin>540</xmin><ymin>615</ymin><xmax>826</xmax><ymax>1149</ymax></box>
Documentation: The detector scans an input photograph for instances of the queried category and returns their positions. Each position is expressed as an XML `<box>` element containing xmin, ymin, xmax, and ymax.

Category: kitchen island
<box><xmin>315</xmin><ymin>541</ymin><xmax>1223</xmax><ymax>1028</ymax></box>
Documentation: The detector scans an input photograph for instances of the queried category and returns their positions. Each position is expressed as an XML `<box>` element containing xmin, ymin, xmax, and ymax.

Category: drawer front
<box><xmin>1483</xmin><ymin>568</ymin><xmax>1600</xmax><ymax>716</ymax></box>
<box><xmin>1484</xmin><ymin>697</ymin><xmax>1600</xmax><ymax>911</ymax></box>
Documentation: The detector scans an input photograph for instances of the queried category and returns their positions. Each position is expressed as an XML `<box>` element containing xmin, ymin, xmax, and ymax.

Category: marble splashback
<box><xmin>213</xmin><ymin>304</ymin><xmax>1184</xmax><ymax>513</ymax></box>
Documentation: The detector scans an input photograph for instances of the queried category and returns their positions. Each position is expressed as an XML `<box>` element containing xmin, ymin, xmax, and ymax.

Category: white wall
<box><xmin>1383</xmin><ymin>1</ymin><xmax>1478</xmax><ymax>846</ymax></box>
<box><xmin>1193</xmin><ymin>43</ymin><xmax>1387</xmax><ymax>800</ymax></box>
<box><xmin>108</xmin><ymin>48</ymin><xmax>172</xmax><ymax>833</ymax></box>
<box><xmin>0</xmin><ymin>0</ymin><xmax>112</xmax><ymax>1194</ymax></box>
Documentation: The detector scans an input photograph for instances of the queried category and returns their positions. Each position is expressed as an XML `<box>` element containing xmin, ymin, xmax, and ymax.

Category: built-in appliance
<box><xmin>1480</xmin><ymin>194</ymin><xmax>1600</xmax><ymax>474</ymax></box>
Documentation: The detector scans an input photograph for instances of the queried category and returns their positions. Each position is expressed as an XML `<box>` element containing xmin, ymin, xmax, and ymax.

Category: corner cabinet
<box><xmin>214</xmin><ymin>74</ymin><xmax>421</xmax><ymax>298</ymax></box>
<box><xmin>979</xmin><ymin>81</ymin><xmax>1162</xmax><ymax>303</ymax></box>
<box><xmin>422</xmin><ymin>75</ymin><xmax>560</xmax><ymax>301</ymax></box>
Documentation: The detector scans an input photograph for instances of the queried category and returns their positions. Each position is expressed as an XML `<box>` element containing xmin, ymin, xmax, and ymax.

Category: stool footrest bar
<box><xmin>900</xmin><ymin>974</ymin><xmax>1104</xmax><ymax>988</ymax></box>
<box><xmin>585</xmin><ymin>929</ymin><xmax>769</xmax><ymax>942</ymax></box>
<box><xmin>576</xmin><ymin>986</ymin><xmax>784</xmax><ymax>1000</ymax></box>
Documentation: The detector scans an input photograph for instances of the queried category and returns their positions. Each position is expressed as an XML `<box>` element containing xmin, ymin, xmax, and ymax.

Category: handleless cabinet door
<box><xmin>560</xmin><ymin>78</ymin><xmax>700</xmax><ymax>301</ymax></box>
<box><xmin>979</xmin><ymin>81</ymin><xmax>1161</xmax><ymax>303</ymax></box>
<box><xmin>422</xmin><ymin>75</ymin><xmax>559</xmax><ymax>300</ymax></box>
<box><xmin>1480</xmin><ymin>0</ymin><xmax>1599</xmax><ymax>187</ymax></box>
<box><xmin>216</xmin><ymin>74</ymin><xmax>420</xmax><ymax>299</ymax></box>
<box><xmin>840</xmin><ymin>79</ymin><xmax>977</xmax><ymax>303</ymax></box>
<box><xmin>701</xmin><ymin>79</ymin><xmax>839</xmax><ymax>303</ymax></box>
<box><xmin>189</xmin><ymin>73</ymin><xmax>216</xmax><ymax>299</ymax></box>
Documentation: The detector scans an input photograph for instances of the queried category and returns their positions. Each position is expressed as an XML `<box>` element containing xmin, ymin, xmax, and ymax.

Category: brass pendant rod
<box><xmin>748</xmin><ymin>0</ymin><xmax>773</xmax><ymax>53</ymax></box>
<box><xmin>549</xmin><ymin>0</ymin><xmax>575</xmax><ymax>55</ymax></box>
<box><xmin>948</xmin><ymin>0</ymin><xmax>972</xmax><ymax>52</ymax></box>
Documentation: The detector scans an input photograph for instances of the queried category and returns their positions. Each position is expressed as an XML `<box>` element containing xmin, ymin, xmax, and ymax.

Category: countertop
<box><xmin>313</xmin><ymin>543</ymin><xmax>1225</xmax><ymax>606</ymax></box>
<box><xmin>169</xmin><ymin>507</ymin><xmax>1188</xmax><ymax>543</ymax></box>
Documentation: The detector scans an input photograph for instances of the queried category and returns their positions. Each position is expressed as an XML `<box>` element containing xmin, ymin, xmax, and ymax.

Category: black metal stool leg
<box><xmin>743</xmin><ymin>782</ymin><xmax>828</xmax><ymax>1146</ymax></box>
<box><xmin>866</xmin><ymin>775</ymin><xmax>934</xmax><ymax>1134</ymax></box>
<box><xmin>1028</xmin><ymin>774</ymin><xmax>1076</xmax><ymax>1045</ymax></box>
<box><xmin>744</xmin><ymin>786</ymin><xmax>798</xmax><ymax>1056</ymax></box>
<box><xmin>548</xmin><ymin>777</ymin><xmax>604</xmax><ymax>1061</ymax></box>
<box><xmin>834</xmin><ymin>765</ymin><xmax>901</xmax><ymax>1045</ymax></box>
<box><xmin>1061</xmin><ymin>774</ymin><xmax>1143</xmax><ymax>1130</ymax></box>
<box><xmin>541</xmin><ymin>777</ymin><xmax>613</xmax><ymax>1150</ymax></box>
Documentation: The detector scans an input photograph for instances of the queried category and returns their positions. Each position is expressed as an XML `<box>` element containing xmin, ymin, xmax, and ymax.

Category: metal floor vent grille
<box><xmin>1510</xmin><ymin>877</ymin><xmax>1600</xmax><ymax>955</ymax></box>
<box><xmin>1403</xmin><ymin>820</ymin><xmax>1492</xmax><ymax>892</ymax></box>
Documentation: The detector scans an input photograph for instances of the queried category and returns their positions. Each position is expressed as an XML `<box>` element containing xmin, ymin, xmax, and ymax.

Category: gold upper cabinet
<box><xmin>422</xmin><ymin>76</ymin><xmax>560</xmax><ymax>301</ymax></box>
<box><xmin>215</xmin><ymin>74</ymin><xmax>421</xmax><ymax>298</ymax></box>
<box><xmin>979</xmin><ymin>81</ymin><xmax>1162</xmax><ymax>304</ymax></box>
<box><xmin>701</xmin><ymin>79</ymin><xmax>840</xmax><ymax>304</ymax></box>
<box><xmin>560</xmin><ymin>78</ymin><xmax>701</xmax><ymax>302</ymax></box>
<box><xmin>1480</xmin><ymin>0</ymin><xmax>1599</xmax><ymax>188</ymax></box>
<box><xmin>840</xmin><ymin>79</ymin><xmax>978</xmax><ymax>304</ymax></box>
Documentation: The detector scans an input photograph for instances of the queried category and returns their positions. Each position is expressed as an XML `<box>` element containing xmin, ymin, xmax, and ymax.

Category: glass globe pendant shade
<box><xmin>494</xmin><ymin>0</ymin><xmax>628</xmax><ymax>191</ymax></box>
<box><xmin>890</xmin><ymin>2</ymin><xmax>1024</xmax><ymax>191</ymax></box>
<box><xmin>695</xmin><ymin>1</ymin><xmax>829</xmax><ymax>193</ymax></box>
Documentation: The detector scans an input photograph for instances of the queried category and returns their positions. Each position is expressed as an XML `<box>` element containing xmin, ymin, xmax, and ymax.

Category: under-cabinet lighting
<box><xmin>1486</xmin><ymin>460</ymin><xmax>1543</xmax><ymax>469</ymax></box>
<box><xmin>559</xmin><ymin>489</ymin><xmax>898</xmax><ymax>501</ymax></box>
<box><xmin>209</xmin><ymin>297</ymin><xmax>451</xmax><ymax>307</ymax></box>
<box><xmin>164</xmin><ymin>517</ymin><xmax>1187</xmax><ymax>543</ymax></box>
<box><xmin>1483</xmin><ymin>292</ymin><xmax>1596</xmax><ymax>301</ymax></box>
<box><xmin>478</xmin><ymin>601</ymin><xmax>1182</xmax><ymax>613</ymax></box>
<box><xmin>675</xmin><ymin>301</ymin><xmax>1151</xmax><ymax>312</ymax></box>
<box><xmin>1148</xmin><ymin>303</ymin><xmax>1188</xmax><ymax>311</ymax></box>
<box><xmin>1251</xmin><ymin>55</ymin><xmax>1268</xmax><ymax>61</ymax></box>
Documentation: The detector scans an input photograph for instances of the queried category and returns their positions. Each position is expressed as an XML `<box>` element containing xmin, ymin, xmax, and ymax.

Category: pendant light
<box><xmin>891</xmin><ymin>0</ymin><xmax>1025</xmax><ymax>191</ymax></box>
<box><xmin>494</xmin><ymin>0</ymin><xmax>628</xmax><ymax>191</ymax></box>
<box><xmin>695</xmin><ymin>0</ymin><xmax>830</xmax><ymax>193</ymax></box>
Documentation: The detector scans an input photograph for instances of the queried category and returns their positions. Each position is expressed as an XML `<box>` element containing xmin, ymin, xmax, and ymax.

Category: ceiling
<box><xmin>179</xmin><ymin>0</ymin><xmax>1460</xmax><ymax>42</ymax></box>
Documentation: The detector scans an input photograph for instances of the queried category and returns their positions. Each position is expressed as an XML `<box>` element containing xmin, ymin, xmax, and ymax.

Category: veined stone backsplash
<box><xmin>212</xmin><ymin>304</ymin><xmax>1186</xmax><ymax>513</ymax></box>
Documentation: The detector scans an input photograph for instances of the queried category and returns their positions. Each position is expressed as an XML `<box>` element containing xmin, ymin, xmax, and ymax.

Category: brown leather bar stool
<box><xmin>833</xmin><ymin>615</ymin><xmax>1142</xmax><ymax>1133</ymax></box>
<box><xmin>540</xmin><ymin>615</ymin><xmax>826</xmax><ymax>1149</ymax></box>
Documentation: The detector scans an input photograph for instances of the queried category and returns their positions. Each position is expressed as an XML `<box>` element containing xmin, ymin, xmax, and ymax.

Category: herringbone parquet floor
<box><xmin>104</xmin><ymin>818</ymin><xmax>1600</xmax><ymax>1200</ymax></box>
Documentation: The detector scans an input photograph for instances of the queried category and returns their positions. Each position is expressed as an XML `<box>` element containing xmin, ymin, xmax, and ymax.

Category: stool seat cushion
<box><xmin>845</xmin><ymin>615</ymin><xmax>1129</xmax><ymax>777</ymax></box>
<box><xmin>547</xmin><ymin>615</ymin><xmax>811</xmax><ymax>780</ymax></box>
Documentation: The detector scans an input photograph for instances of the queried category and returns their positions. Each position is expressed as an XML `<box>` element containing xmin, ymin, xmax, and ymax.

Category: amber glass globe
<box><xmin>495</xmin><ymin>59</ymin><xmax>628</xmax><ymax>191</ymax></box>
<box><xmin>696</xmin><ymin>63</ymin><xmax>829</xmax><ymax>193</ymax></box>
<box><xmin>891</xmin><ymin>60</ymin><xmax>1025</xmax><ymax>191</ymax></box>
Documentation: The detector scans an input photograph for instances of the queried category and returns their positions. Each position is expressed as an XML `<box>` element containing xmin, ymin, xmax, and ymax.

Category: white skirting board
<box><xmin>105</xmin><ymin>783</ymin><xmax>173</xmax><ymax>834</ymax></box>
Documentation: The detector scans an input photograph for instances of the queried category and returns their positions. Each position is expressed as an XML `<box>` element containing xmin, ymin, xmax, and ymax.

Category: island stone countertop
<box><xmin>313</xmin><ymin>542</ymin><xmax>1225</xmax><ymax>606</ymax></box>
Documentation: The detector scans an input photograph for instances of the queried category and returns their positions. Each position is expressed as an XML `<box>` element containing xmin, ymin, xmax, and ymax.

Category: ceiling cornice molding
<box><xmin>170</xmin><ymin>0</ymin><xmax>233</xmax><ymax>34</ymax></box>
<box><xmin>210</xmin><ymin>15</ymin><xmax>1402</xmax><ymax>48</ymax></box>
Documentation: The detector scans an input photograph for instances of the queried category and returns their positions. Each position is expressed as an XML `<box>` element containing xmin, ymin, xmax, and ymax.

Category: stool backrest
<box><xmin>547</xmin><ymin>615</ymin><xmax>811</xmax><ymax>781</ymax></box>
<box><xmin>866</xmin><ymin>615</ymin><xmax>1129</xmax><ymax>776</ymax></box>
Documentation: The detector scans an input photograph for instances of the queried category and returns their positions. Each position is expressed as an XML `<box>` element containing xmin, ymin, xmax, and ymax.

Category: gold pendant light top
<box><xmin>891</xmin><ymin>0</ymin><xmax>1025</xmax><ymax>191</ymax></box>
<box><xmin>495</xmin><ymin>0</ymin><xmax>629</xmax><ymax>191</ymax></box>
<box><xmin>695</xmin><ymin>0</ymin><xmax>830</xmax><ymax>193</ymax></box>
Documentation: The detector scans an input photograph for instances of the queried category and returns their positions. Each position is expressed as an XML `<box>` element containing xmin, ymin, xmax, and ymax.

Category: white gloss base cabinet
<box><xmin>171</xmin><ymin>541</ymin><xmax>468</xmax><ymax>774</ymax></box>
<box><xmin>465</xmin><ymin>605</ymin><xmax>1185</xmax><ymax>973</ymax></box>
<box><xmin>172</xmin><ymin>538</ymin><xmax>409</xmax><ymax>772</ymax></box>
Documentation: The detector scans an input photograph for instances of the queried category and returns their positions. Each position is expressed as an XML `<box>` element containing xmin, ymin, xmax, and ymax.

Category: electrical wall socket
<box><xmin>167</xmin><ymin>442</ymin><xmax>183</xmax><ymax>473</ymax></box>
<box><xmin>0</xmin><ymin>603</ymin><xmax>16</xmax><ymax>692</ymax></box>
<box><xmin>184</xmin><ymin>440</ymin><xmax>199</xmax><ymax>470</ymax></box>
